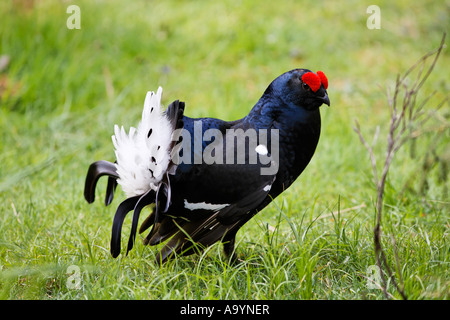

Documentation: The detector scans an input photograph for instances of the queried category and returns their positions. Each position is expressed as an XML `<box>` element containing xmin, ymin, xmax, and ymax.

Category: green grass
<box><xmin>0</xmin><ymin>0</ymin><xmax>448</xmax><ymax>300</ymax></box>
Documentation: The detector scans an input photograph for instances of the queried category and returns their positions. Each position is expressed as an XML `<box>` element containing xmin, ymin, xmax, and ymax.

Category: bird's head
<box><xmin>265</xmin><ymin>68</ymin><xmax>330</xmax><ymax>111</ymax></box>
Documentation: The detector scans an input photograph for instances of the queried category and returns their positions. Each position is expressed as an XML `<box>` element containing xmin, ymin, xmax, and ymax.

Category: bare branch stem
<box><xmin>354</xmin><ymin>32</ymin><xmax>446</xmax><ymax>300</ymax></box>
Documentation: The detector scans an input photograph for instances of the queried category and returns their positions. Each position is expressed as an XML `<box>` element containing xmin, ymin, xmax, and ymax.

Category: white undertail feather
<box><xmin>112</xmin><ymin>87</ymin><xmax>173</xmax><ymax>197</ymax></box>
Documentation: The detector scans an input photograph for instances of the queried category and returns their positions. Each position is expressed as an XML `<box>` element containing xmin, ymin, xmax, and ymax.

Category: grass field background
<box><xmin>0</xmin><ymin>0</ymin><xmax>448</xmax><ymax>299</ymax></box>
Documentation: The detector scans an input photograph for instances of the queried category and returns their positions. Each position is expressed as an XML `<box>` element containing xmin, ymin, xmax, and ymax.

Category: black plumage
<box><xmin>84</xmin><ymin>68</ymin><xmax>330</xmax><ymax>264</ymax></box>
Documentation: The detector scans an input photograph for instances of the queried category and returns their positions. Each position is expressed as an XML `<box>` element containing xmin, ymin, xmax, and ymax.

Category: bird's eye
<box><xmin>302</xmin><ymin>82</ymin><xmax>310</xmax><ymax>90</ymax></box>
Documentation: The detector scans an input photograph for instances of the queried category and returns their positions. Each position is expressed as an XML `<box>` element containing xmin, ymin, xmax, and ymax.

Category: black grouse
<box><xmin>84</xmin><ymin>68</ymin><xmax>330</xmax><ymax>264</ymax></box>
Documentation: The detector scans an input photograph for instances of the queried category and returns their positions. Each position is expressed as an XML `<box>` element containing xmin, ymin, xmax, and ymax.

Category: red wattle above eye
<box><xmin>316</xmin><ymin>71</ymin><xmax>328</xmax><ymax>90</ymax></box>
<box><xmin>301</xmin><ymin>72</ymin><xmax>321</xmax><ymax>92</ymax></box>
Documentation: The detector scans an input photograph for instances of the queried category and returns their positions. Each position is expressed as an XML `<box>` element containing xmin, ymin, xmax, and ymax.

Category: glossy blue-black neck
<box><xmin>244</xmin><ymin>68</ymin><xmax>326</xmax><ymax>129</ymax></box>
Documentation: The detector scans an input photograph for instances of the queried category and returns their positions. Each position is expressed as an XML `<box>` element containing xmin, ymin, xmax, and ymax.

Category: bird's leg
<box><xmin>223</xmin><ymin>234</ymin><xmax>243</xmax><ymax>264</ymax></box>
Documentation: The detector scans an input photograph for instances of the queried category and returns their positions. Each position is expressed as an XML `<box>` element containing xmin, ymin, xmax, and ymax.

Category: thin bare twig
<box><xmin>353</xmin><ymin>33</ymin><xmax>446</xmax><ymax>300</ymax></box>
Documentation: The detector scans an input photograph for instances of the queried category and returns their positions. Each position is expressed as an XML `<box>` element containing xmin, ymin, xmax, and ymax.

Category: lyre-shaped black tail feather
<box><xmin>110</xmin><ymin>195</ymin><xmax>140</xmax><ymax>258</ymax></box>
<box><xmin>85</xmin><ymin>99</ymin><xmax>186</xmax><ymax>260</ymax></box>
<box><xmin>105</xmin><ymin>176</ymin><xmax>118</xmax><ymax>206</ymax></box>
<box><xmin>84</xmin><ymin>160</ymin><xmax>119</xmax><ymax>205</ymax></box>
<box><xmin>126</xmin><ymin>189</ymin><xmax>155</xmax><ymax>255</ymax></box>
